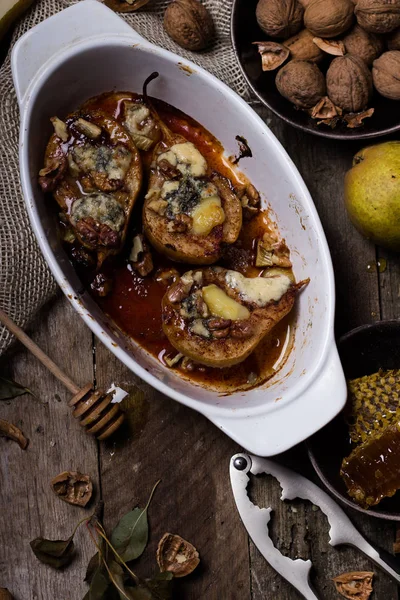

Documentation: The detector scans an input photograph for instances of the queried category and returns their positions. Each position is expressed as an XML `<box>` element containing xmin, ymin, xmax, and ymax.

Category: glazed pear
<box><xmin>162</xmin><ymin>267</ymin><xmax>306</xmax><ymax>368</ymax></box>
<box><xmin>344</xmin><ymin>142</ymin><xmax>400</xmax><ymax>251</ymax></box>
<box><xmin>142</xmin><ymin>75</ymin><xmax>242</xmax><ymax>264</ymax></box>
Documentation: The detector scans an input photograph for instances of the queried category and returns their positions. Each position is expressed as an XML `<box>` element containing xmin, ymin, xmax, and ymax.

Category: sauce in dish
<box><xmin>39</xmin><ymin>80</ymin><xmax>307</xmax><ymax>393</ymax></box>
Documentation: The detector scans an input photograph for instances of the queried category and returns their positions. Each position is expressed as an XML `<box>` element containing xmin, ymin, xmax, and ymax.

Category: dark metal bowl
<box><xmin>231</xmin><ymin>0</ymin><xmax>400</xmax><ymax>141</ymax></box>
<box><xmin>308</xmin><ymin>320</ymin><xmax>400</xmax><ymax>520</ymax></box>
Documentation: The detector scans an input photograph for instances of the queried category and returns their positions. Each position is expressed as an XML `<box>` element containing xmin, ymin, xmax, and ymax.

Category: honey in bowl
<box><xmin>39</xmin><ymin>84</ymin><xmax>307</xmax><ymax>393</ymax></box>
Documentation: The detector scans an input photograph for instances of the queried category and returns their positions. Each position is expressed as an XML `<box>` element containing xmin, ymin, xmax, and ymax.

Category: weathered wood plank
<box><xmin>95</xmin><ymin>342</ymin><xmax>251</xmax><ymax>600</ymax></box>
<box><xmin>378</xmin><ymin>247</ymin><xmax>400</xmax><ymax>320</ymax></box>
<box><xmin>0</xmin><ymin>295</ymin><xmax>98</xmax><ymax>600</ymax></box>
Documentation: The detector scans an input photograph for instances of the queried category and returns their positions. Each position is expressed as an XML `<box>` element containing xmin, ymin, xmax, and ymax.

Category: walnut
<box><xmin>157</xmin><ymin>533</ymin><xmax>200</xmax><ymax>578</ymax></box>
<box><xmin>355</xmin><ymin>0</ymin><xmax>400</xmax><ymax>33</ymax></box>
<box><xmin>388</xmin><ymin>26</ymin><xmax>400</xmax><ymax>49</ymax></box>
<box><xmin>313</xmin><ymin>37</ymin><xmax>346</xmax><ymax>56</ymax></box>
<box><xmin>332</xmin><ymin>571</ymin><xmax>374</xmax><ymax>600</ymax></box>
<box><xmin>163</xmin><ymin>0</ymin><xmax>214</xmax><ymax>51</ymax></box>
<box><xmin>372</xmin><ymin>50</ymin><xmax>400</xmax><ymax>99</ymax></box>
<box><xmin>50</xmin><ymin>471</ymin><xmax>93</xmax><ymax>507</ymax></box>
<box><xmin>304</xmin><ymin>0</ymin><xmax>355</xmax><ymax>38</ymax></box>
<box><xmin>256</xmin><ymin>0</ymin><xmax>303</xmax><ymax>39</ymax></box>
<box><xmin>253</xmin><ymin>41</ymin><xmax>290</xmax><ymax>71</ymax></box>
<box><xmin>326</xmin><ymin>54</ymin><xmax>372</xmax><ymax>112</ymax></box>
<box><xmin>276</xmin><ymin>60</ymin><xmax>326</xmax><ymax>108</ymax></box>
<box><xmin>342</xmin><ymin>24</ymin><xmax>385</xmax><ymax>65</ymax></box>
<box><xmin>284</xmin><ymin>29</ymin><xmax>324</xmax><ymax>63</ymax></box>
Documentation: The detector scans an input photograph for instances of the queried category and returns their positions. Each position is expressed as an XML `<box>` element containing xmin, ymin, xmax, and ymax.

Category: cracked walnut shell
<box><xmin>164</xmin><ymin>0</ymin><xmax>214</xmax><ymax>51</ymax></box>
<box><xmin>333</xmin><ymin>571</ymin><xmax>374</xmax><ymax>600</ymax></box>
<box><xmin>253</xmin><ymin>41</ymin><xmax>290</xmax><ymax>71</ymax></box>
<box><xmin>51</xmin><ymin>471</ymin><xmax>93</xmax><ymax>507</ymax></box>
<box><xmin>304</xmin><ymin>0</ymin><xmax>354</xmax><ymax>38</ymax></box>
<box><xmin>326</xmin><ymin>54</ymin><xmax>372</xmax><ymax>112</ymax></box>
<box><xmin>157</xmin><ymin>533</ymin><xmax>200</xmax><ymax>577</ymax></box>
<box><xmin>373</xmin><ymin>50</ymin><xmax>400</xmax><ymax>99</ymax></box>
<box><xmin>355</xmin><ymin>0</ymin><xmax>400</xmax><ymax>33</ymax></box>
<box><xmin>276</xmin><ymin>60</ymin><xmax>326</xmax><ymax>108</ymax></box>
<box><xmin>256</xmin><ymin>0</ymin><xmax>304</xmax><ymax>39</ymax></box>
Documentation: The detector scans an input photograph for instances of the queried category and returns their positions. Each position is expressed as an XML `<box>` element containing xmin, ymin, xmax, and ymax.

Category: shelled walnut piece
<box><xmin>51</xmin><ymin>471</ymin><xmax>93</xmax><ymax>507</ymax></box>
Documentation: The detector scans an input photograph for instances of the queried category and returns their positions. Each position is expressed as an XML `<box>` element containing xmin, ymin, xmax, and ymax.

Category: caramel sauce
<box><xmin>64</xmin><ymin>92</ymin><xmax>295</xmax><ymax>393</ymax></box>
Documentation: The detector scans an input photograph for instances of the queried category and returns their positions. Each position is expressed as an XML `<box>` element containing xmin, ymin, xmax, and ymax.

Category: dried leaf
<box><xmin>51</xmin><ymin>471</ymin><xmax>93</xmax><ymax>507</ymax></box>
<box><xmin>30</xmin><ymin>535</ymin><xmax>75</xmax><ymax>569</ymax></box>
<box><xmin>85</xmin><ymin>552</ymin><xmax>102</xmax><ymax>584</ymax></box>
<box><xmin>83</xmin><ymin>566</ymin><xmax>110</xmax><ymax>600</ymax></box>
<box><xmin>0</xmin><ymin>377</ymin><xmax>32</xmax><ymax>401</ymax></box>
<box><xmin>333</xmin><ymin>571</ymin><xmax>374</xmax><ymax>600</ymax></box>
<box><xmin>157</xmin><ymin>533</ymin><xmax>200</xmax><ymax>578</ymax></box>
<box><xmin>110</xmin><ymin>481</ymin><xmax>159</xmax><ymax>562</ymax></box>
<box><xmin>0</xmin><ymin>419</ymin><xmax>28</xmax><ymax>449</ymax></box>
<box><xmin>0</xmin><ymin>589</ymin><xmax>14</xmax><ymax>600</ymax></box>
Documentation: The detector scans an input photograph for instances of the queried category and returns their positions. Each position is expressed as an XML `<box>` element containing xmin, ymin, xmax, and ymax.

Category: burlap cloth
<box><xmin>0</xmin><ymin>0</ymin><xmax>252</xmax><ymax>355</ymax></box>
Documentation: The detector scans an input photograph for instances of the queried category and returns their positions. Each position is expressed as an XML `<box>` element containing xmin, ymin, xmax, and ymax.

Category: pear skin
<box><xmin>344</xmin><ymin>141</ymin><xmax>400</xmax><ymax>251</ymax></box>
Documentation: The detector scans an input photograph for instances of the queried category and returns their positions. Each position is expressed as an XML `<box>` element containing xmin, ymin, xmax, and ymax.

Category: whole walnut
<box><xmin>164</xmin><ymin>0</ymin><xmax>214</xmax><ymax>51</ymax></box>
<box><xmin>326</xmin><ymin>54</ymin><xmax>373</xmax><ymax>112</ymax></box>
<box><xmin>276</xmin><ymin>60</ymin><xmax>326</xmax><ymax>108</ymax></box>
<box><xmin>284</xmin><ymin>29</ymin><xmax>324</xmax><ymax>63</ymax></box>
<box><xmin>355</xmin><ymin>0</ymin><xmax>400</xmax><ymax>33</ymax></box>
<box><xmin>372</xmin><ymin>50</ymin><xmax>400</xmax><ymax>99</ymax></box>
<box><xmin>342</xmin><ymin>24</ymin><xmax>385</xmax><ymax>65</ymax></box>
<box><xmin>387</xmin><ymin>27</ymin><xmax>400</xmax><ymax>49</ymax></box>
<box><xmin>256</xmin><ymin>0</ymin><xmax>304</xmax><ymax>39</ymax></box>
<box><xmin>304</xmin><ymin>0</ymin><xmax>354</xmax><ymax>38</ymax></box>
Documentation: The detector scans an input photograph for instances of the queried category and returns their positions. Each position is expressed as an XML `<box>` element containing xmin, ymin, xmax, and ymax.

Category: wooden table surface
<box><xmin>1</xmin><ymin>37</ymin><xmax>400</xmax><ymax>600</ymax></box>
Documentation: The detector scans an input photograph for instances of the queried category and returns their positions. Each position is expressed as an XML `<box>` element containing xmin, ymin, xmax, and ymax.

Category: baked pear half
<box><xmin>142</xmin><ymin>76</ymin><xmax>242</xmax><ymax>264</ymax></box>
<box><xmin>39</xmin><ymin>110</ymin><xmax>142</xmax><ymax>267</ymax></box>
<box><xmin>162</xmin><ymin>267</ymin><xmax>307</xmax><ymax>368</ymax></box>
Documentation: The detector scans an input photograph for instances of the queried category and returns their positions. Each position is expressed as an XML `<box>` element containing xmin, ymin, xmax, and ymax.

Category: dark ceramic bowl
<box><xmin>308</xmin><ymin>320</ymin><xmax>400</xmax><ymax>520</ymax></box>
<box><xmin>231</xmin><ymin>0</ymin><xmax>400</xmax><ymax>140</ymax></box>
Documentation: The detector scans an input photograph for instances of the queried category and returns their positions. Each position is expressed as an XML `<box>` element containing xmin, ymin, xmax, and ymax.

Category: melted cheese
<box><xmin>191</xmin><ymin>196</ymin><xmax>225</xmax><ymax>236</ymax></box>
<box><xmin>225</xmin><ymin>271</ymin><xmax>291</xmax><ymax>307</ymax></box>
<box><xmin>161</xmin><ymin>180</ymin><xmax>180</xmax><ymax>197</ymax></box>
<box><xmin>158</xmin><ymin>142</ymin><xmax>207</xmax><ymax>177</ymax></box>
<box><xmin>202</xmin><ymin>285</ymin><xmax>250</xmax><ymax>320</ymax></box>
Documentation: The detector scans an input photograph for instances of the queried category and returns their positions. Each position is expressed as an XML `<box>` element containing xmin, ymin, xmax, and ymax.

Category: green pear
<box><xmin>0</xmin><ymin>0</ymin><xmax>35</xmax><ymax>41</ymax></box>
<box><xmin>344</xmin><ymin>141</ymin><xmax>400</xmax><ymax>251</ymax></box>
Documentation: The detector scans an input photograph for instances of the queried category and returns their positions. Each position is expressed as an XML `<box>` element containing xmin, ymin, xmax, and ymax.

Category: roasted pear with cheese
<box><xmin>142</xmin><ymin>75</ymin><xmax>242</xmax><ymax>264</ymax></box>
<box><xmin>162</xmin><ymin>267</ymin><xmax>306</xmax><ymax>368</ymax></box>
<box><xmin>39</xmin><ymin>110</ymin><xmax>142</xmax><ymax>267</ymax></box>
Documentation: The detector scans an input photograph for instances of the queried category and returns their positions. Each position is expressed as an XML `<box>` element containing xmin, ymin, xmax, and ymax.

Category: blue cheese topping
<box><xmin>158</xmin><ymin>142</ymin><xmax>207</xmax><ymax>177</ymax></box>
<box><xmin>71</xmin><ymin>193</ymin><xmax>125</xmax><ymax>231</ymax></box>
<box><xmin>225</xmin><ymin>271</ymin><xmax>291</xmax><ymax>307</ymax></box>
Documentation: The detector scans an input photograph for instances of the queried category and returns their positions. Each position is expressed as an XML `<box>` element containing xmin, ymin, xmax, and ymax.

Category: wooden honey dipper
<box><xmin>0</xmin><ymin>308</ymin><xmax>125</xmax><ymax>440</ymax></box>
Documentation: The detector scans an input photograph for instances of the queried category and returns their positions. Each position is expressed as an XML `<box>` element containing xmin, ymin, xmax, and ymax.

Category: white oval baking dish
<box><xmin>12</xmin><ymin>0</ymin><xmax>346</xmax><ymax>456</ymax></box>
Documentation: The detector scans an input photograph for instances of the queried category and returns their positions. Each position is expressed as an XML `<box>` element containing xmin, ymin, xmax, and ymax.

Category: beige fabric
<box><xmin>0</xmin><ymin>0</ymin><xmax>249</xmax><ymax>355</ymax></box>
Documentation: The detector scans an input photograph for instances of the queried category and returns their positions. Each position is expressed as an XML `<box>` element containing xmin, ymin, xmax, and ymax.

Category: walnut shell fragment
<box><xmin>333</xmin><ymin>571</ymin><xmax>374</xmax><ymax>600</ymax></box>
<box><xmin>326</xmin><ymin>54</ymin><xmax>372</xmax><ymax>112</ymax></box>
<box><xmin>253</xmin><ymin>41</ymin><xmax>290</xmax><ymax>71</ymax></box>
<box><xmin>164</xmin><ymin>0</ymin><xmax>214</xmax><ymax>51</ymax></box>
<box><xmin>313</xmin><ymin>37</ymin><xmax>346</xmax><ymax>56</ymax></box>
<box><xmin>51</xmin><ymin>471</ymin><xmax>93</xmax><ymax>507</ymax></box>
<box><xmin>344</xmin><ymin>107</ymin><xmax>375</xmax><ymax>127</ymax></box>
<box><xmin>256</xmin><ymin>0</ymin><xmax>304</xmax><ymax>39</ymax></box>
<box><xmin>0</xmin><ymin>419</ymin><xmax>28</xmax><ymax>450</ymax></box>
<box><xmin>157</xmin><ymin>533</ymin><xmax>200</xmax><ymax>578</ymax></box>
<box><xmin>310</xmin><ymin>96</ymin><xmax>340</xmax><ymax>119</ymax></box>
<box><xmin>372</xmin><ymin>50</ymin><xmax>400</xmax><ymax>99</ymax></box>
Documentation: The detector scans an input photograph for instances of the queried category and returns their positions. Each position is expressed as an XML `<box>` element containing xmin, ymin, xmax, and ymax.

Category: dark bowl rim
<box><xmin>230</xmin><ymin>0</ymin><xmax>400</xmax><ymax>141</ymax></box>
<box><xmin>307</xmin><ymin>319</ymin><xmax>400</xmax><ymax>521</ymax></box>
